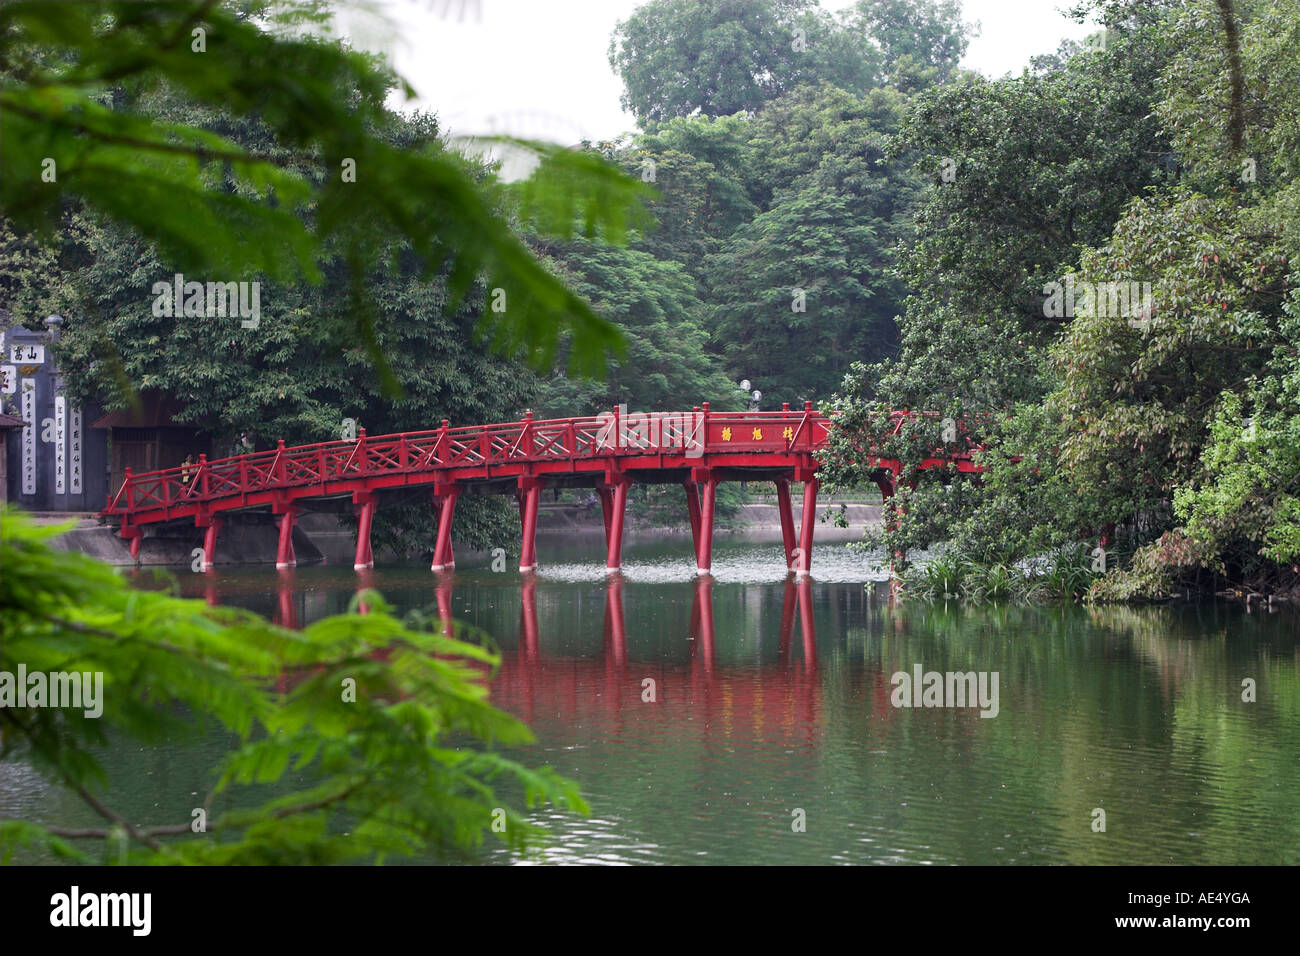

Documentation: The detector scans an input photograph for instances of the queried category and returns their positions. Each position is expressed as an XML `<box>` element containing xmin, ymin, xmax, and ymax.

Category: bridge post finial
<box><xmin>783</xmin><ymin>402</ymin><xmax>790</xmax><ymax>411</ymax></box>
<box><xmin>356</xmin><ymin>428</ymin><xmax>368</xmax><ymax>474</ymax></box>
<box><xmin>804</xmin><ymin>400</ymin><xmax>813</xmax><ymax>412</ymax></box>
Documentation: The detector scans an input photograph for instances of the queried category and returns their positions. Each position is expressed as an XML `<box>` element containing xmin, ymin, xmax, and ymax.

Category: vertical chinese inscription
<box><xmin>69</xmin><ymin>406</ymin><xmax>83</xmax><ymax>495</ymax></box>
<box><xmin>55</xmin><ymin>394</ymin><xmax>66</xmax><ymax>495</ymax></box>
<box><xmin>21</xmin><ymin>378</ymin><xmax>36</xmax><ymax>495</ymax></box>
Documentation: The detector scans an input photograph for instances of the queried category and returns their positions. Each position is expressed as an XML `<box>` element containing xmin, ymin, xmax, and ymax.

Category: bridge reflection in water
<box><xmin>494</xmin><ymin>574</ymin><xmax>822</xmax><ymax>738</ymax></box>
<box><xmin>245</xmin><ymin>570</ymin><xmax>826</xmax><ymax>740</ymax></box>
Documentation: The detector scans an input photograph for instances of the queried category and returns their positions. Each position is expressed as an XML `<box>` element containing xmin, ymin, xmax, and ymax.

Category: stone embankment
<box><xmin>27</xmin><ymin>500</ymin><xmax>882</xmax><ymax>566</ymax></box>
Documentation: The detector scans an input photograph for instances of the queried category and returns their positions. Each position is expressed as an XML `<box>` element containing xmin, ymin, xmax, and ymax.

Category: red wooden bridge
<box><xmin>103</xmin><ymin>402</ymin><xmax>983</xmax><ymax>576</ymax></box>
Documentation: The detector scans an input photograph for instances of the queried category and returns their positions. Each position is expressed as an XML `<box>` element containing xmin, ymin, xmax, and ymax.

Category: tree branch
<box><xmin>0</xmin><ymin>96</ymin><xmax>284</xmax><ymax>169</ymax></box>
<box><xmin>1216</xmin><ymin>0</ymin><xmax>1246</xmax><ymax>152</ymax></box>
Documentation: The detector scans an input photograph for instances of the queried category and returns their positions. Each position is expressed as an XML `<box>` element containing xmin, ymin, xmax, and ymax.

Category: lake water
<box><xmin>5</xmin><ymin>532</ymin><xmax>1298</xmax><ymax>865</ymax></box>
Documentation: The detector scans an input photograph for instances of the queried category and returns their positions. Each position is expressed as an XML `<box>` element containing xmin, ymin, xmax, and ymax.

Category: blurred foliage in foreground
<box><xmin>0</xmin><ymin>509</ymin><xmax>586</xmax><ymax>863</ymax></box>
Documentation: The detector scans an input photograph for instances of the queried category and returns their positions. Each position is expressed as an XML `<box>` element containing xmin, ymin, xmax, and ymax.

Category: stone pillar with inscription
<box><xmin>1</xmin><ymin>315</ymin><xmax>108</xmax><ymax>511</ymax></box>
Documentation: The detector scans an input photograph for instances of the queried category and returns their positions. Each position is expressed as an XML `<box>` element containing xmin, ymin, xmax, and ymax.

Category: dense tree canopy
<box><xmin>847</xmin><ymin>0</ymin><xmax>974</xmax><ymax>92</ymax></box>
<box><xmin>703</xmin><ymin>84</ymin><xmax>918</xmax><ymax>404</ymax></box>
<box><xmin>820</xmin><ymin>0</ymin><xmax>1300</xmax><ymax>600</ymax></box>
<box><xmin>528</xmin><ymin>236</ymin><xmax>738</xmax><ymax>416</ymax></box>
<box><xmin>608</xmin><ymin>0</ymin><xmax>971</xmax><ymax>125</ymax></box>
<box><xmin>609</xmin><ymin>115</ymin><xmax>757</xmax><ymax>274</ymax></box>
<box><xmin>9</xmin><ymin>89</ymin><xmax>545</xmax><ymax>555</ymax></box>
<box><xmin>610</xmin><ymin>0</ymin><xmax>861</xmax><ymax>124</ymax></box>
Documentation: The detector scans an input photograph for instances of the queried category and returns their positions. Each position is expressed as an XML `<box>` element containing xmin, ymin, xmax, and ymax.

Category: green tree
<box><xmin>823</xmin><ymin>0</ymin><xmax>1300</xmax><ymax>600</ymax></box>
<box><xmin>1082</xmin><ymin>0</ymin><xmax>1300</xmax><ymax>597</ymax></box>
<box><xmin>887</xmin><ymin>52</ymin><xmax>1170</xmax><ymax>409</ymax></box>
<box><xmin>608</xmin><ymin>0</ymin><xmax>882</xmax><ymax>125</ymax></box>
<box><xmin>703</xmin><ymin>85</ymin><xmax>919</xmax><ymax>405</ymax></box>
<box><xmin>845</xmin><ymin>0</ymin><xmax>974</xmax><ymax>93</ymax></box>
<box><xmin>605</xmin><ymin>116</ymin><xmax>757</xmax><ymax>275</ymax></box>
<box><xmin>1049</xmin><ymin>190</ymin><xmax>1286</xmax><ymax>548</ymax></box>
<box><xmin>529</xmin><ymin>237</ymin><xmax>738</xmax><ymax>416</ymax></box>
<box><xmin>818</xmin><ymin>0</ymin><xmax>1178</xmax><ymax>569</ymax></box>
<box><xmin>705</xmin><ymin>185</ymin><xmax>897</xmax><ymax>406</ymax></box>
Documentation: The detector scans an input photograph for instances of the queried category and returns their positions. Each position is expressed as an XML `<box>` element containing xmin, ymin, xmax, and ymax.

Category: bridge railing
<box><xmin>100</xmin><ymin>405</ymin><xmax>1002</xmax><ymax>519</ymax></box>
<box><xmin>103</xmin><ymin>408</ymin><xmax>835</xmax><ymax>516</ymax></box>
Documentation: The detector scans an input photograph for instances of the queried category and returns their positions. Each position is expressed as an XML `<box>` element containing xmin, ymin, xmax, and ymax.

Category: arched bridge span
<box><xmin>103</xmin><ymin>403</ymin><xmax>982</xmax><ymax>575</ymax></box>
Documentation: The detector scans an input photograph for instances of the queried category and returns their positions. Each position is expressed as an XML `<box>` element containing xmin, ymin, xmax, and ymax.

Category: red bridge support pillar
<box><xmin>684</xmin><ymin>481</ymin><xmax>702</xmax><ymax>557</ymax></box>
<box><xmin>795</xmin><ymin>469</ymin><xmax>818</xmax><ymax>578</ymax></box>
<box><xmin>197</xmin><ymin>514</ymin><xmax>222</xmax><ymax>570</ymax></box>
<box><xmin>604</xmin><ymin>478</ymin><xmax>629</xmax><ymax>572</ymax></box>
<box><xmin>775</xmin><ymin>478</ymin><xmax>797</xmax><ymax>572</ymax></box>
<box><xmin>518</xmin><ymin>477</ymin><xmax>543</xmax><ymax>572</ymax></box>
<box><xmin>596</xmin><ymin>486</ymin><xmax>614</xmax><ymax>548</ymax></box>
<box><xmin>692</xmin><ymin>468</ymin><xmax>717</xmax><ymax>576</ymax></box>
<box><xmin>353</xmin><ymin>492</ymin><xmax>376</xmax><ymax>571</ymax></box>
<box><xmin>431</xmin><ymin>485</ymin><xmax>459</xmax><ymax>572</ymax></box>
<box><xmin>777</xmin><ymin>577</ymin><xmax>797</xmax><ymax>664</ymax></box>
<box><xmin>873</xmin><ymin>472</ymin><xmax>896</xmax><ymax>503</ymax></box>
<box><xmin>274</xmin><ymin>500</ymin><xmax>298</xmax><ymax>569</ymax></box>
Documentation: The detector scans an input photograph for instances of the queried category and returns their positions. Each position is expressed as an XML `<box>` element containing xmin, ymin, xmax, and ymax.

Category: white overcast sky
<box><xmin>331</xmin><ymin>0</ymin><xmax>1098</xmax><ymax>145</ymax></box>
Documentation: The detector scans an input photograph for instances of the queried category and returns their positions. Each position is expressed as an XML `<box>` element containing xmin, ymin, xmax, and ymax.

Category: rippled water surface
<box><xmin>6</xmin><ymin>532</ymin><xmax>1299</xmax><ymax>865</ymax></box>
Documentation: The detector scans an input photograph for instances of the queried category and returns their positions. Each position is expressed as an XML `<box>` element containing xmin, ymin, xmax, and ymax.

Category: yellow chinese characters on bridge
<box><xmin>721</xmin><ymin>426</ymin><xmax>732</xmax><ymax>441</ymax></box>
<box><xmin>783</xmin><ymin>426</ymin><xmax>794</xmax><ymax>441</ymax></box>
<box><xmin>752</xmin><ymin>427</ymin><xmax>763</xmax><ymax>440</ymax></box>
